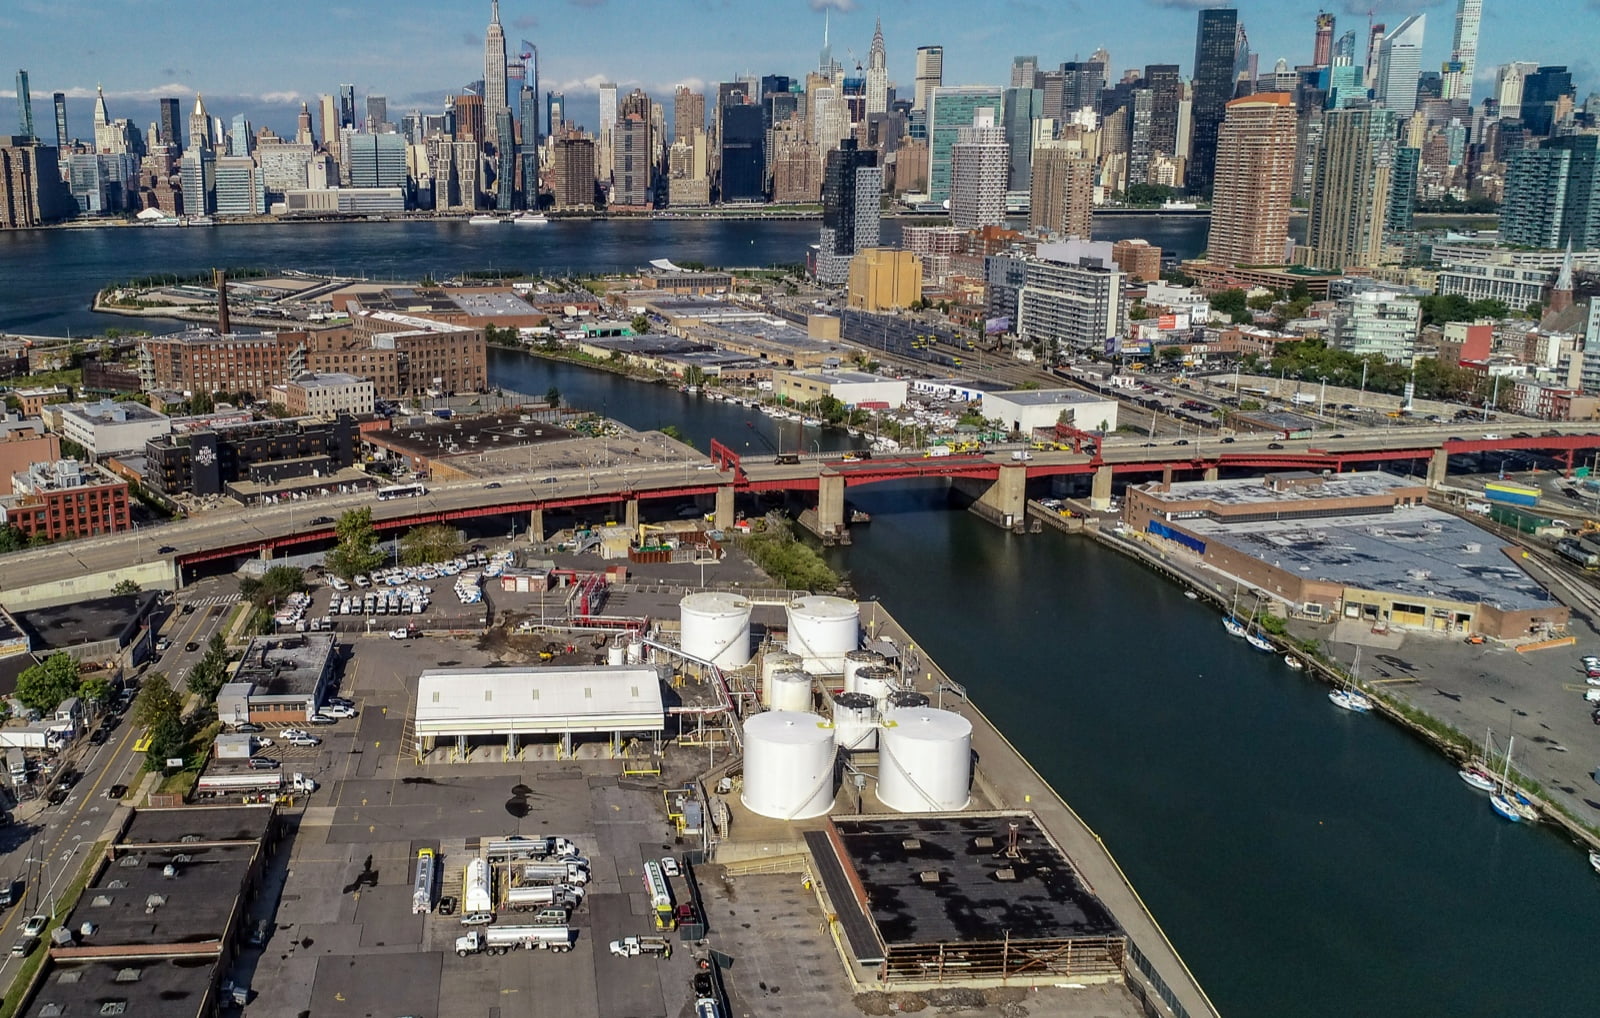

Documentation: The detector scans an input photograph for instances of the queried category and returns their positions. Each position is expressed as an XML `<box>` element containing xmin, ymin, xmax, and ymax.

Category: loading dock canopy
<box><xmin>414</xmin><ymin>666</ymin><xmax>665</xmax><ymax>738</ymax></box>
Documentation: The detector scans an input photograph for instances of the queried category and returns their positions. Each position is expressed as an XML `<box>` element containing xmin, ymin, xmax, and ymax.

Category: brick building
<box><xmin>0</xmin><ymin>459</ymin><xmax>130</xmax><ymax>540</ymax></box>
<box><xmin>281</xmin><ymin>372</ymin><xmax>376</xmax><ymax>417</ymax></box>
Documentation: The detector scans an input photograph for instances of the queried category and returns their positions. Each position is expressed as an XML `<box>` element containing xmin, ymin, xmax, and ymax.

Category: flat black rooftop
<box><xmin>831</xmin><ymin>814</ymin><xmax>1121</xmax><ymax>946</ymax></box>
<box><xmin>22</xmin><ymin>957</ymin><xmax>214</xmax><ymax>1018</ymax></box>
<box><xmin>120</xmin><ymin>803</ymin><xmax>275</xmax><ymax>845</ymax></box>
<box><xmin>13</xmin><ymin>591</ymin><xmax>158</xmax><ymax>651</ymax></box>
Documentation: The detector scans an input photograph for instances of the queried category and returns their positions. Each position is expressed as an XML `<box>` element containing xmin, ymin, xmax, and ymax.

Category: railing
<box><xmin>1125</xmin><ymin>937</ymin><xmax>1193</xmax><ymax>1018</ymax></box>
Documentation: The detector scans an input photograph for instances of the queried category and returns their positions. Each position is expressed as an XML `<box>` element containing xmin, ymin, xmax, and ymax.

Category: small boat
<box><xmin>1458</xmin><ymin>764</ymin><xmax>1498</xmax><ymax>792</ymax></box>
<box><xmin>1489</xmin><ymin>736</ymin><xmax>1535</xmax><ymax>821</ymax></box>
<box><xmin>801</xmin><ymin>416</ymin><xmax>823</xmax><ymax>427</ymax></box>
<box><xmin>1245</xmin><ymin>630</ymin><xmax>1275</xmax><ymax>652</ymax></box>
<box><xmin>1490</xmin><ymin>792</ymin><xmax>1524</xmax><ymax>822</ymax></box>
<box><xmin>1222</xmin><ymin>616</ymin><xmax>1247</xmax><ymax>638</ymax></box>
<box><xmin>1185</xmin><ymin>590</ymin><xmax>1199</xmax><ymax>600</ymax></box>
<box><xmin>1329</xmin><ymin>648</ymin><xmax>1373</xmax><ymax>712</ymax></box>
<box><xmin>1284</xmin><ymin>655</ymin><xmax>1304</xmax><ymax>670</ymax></box>
<box><xmin>468</xmin><ymin>214</ymin><xmax>503</xmax><ymax>225</ymax></box>
<box><xmin>512</xmin><ymin>213</ymin><xmax>549</xmax><ymax>225</ymax></box>
<box><xmin>1589</xmin><ymin>851</ymin><xmax>1600</xmax><ymax>874</ymax></box>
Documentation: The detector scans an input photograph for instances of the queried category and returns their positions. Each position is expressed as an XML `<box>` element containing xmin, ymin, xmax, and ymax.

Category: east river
<box><xmin>4</xmin><ymin>217</ymin><xmax>1598</xmax><ymax>1016</ymax></box>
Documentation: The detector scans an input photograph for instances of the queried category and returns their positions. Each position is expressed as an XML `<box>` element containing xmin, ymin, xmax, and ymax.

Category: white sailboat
<box><xmin>1329</xmin><ymin>648</ymin><xmax>1374</xmax><ymax>713</ymax></box>
<box><xmin>1458</xmin><ymin>727</ymin><xmax>1500</xmax><ymax>793</ymax></box>
<box><xmin>1222</xmin><ymin>591</ymin><xmax>1247</xmax><ymax>638</ymax></box>
<box><xmin>1489</xmin><ymin>735</ymin><xmax>1525</xmax><ymax>821</ymax></box>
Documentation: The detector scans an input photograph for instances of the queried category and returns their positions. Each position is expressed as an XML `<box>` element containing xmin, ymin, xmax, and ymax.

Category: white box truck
<box><xmin>454</xmin><ymin>925</ymin><xmax>574</xmax><ymax>956</ymax></box>
<box><xmin>519</xmin><ymin>858</ymin><xmax>590</xmax><ymax>886</ymax></box>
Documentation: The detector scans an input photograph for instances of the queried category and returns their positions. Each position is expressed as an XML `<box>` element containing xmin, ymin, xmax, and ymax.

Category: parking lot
<box><xmin>236</xmin><ymin>634</ymin><xmax>717</xmax><ymax>1018</ymax></box>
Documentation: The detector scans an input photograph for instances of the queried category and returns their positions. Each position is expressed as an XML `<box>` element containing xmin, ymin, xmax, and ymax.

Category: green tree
<box><xmin>325</xmin><ymin>507</ymin><xmax>386</xmax><ymax>580</ymax></box>
<box><xmin>630</xmin><ymin>314</ymin><xmax>651</xmax><ymax>335</ymax></box>
<box><xmin>1211</xmin><ymin>288</ymin><xmax>1250</xmax><ymax>323</ymax></box>
<box><xmin>1157</xmin><ymin>345</ymin><xmax>1184</xmax><ymax>362</ymax></box>
<box><xmin>143</xmin><ymin>711</ymin><xmax>189</xmax><ymax>772</ymax></box>
<box><xmin>1247</xmin><ymin>292</ymin><xmax>1278</xmax><ymax>311</ymax></box>
<box><xmin>399</xmin><ymin>523</ymin><xmax>465</xmax><ymax>567</ymax></box>
<box><xmin>816</xmin><ymin>394</ymin><xmax>847</xmax><ymax>425</ymax></box>
<box><xmin>76</xmin><ymin>675</ymin><xmax>113</xmax><ymax>707</ymax></box>
<box><xmin>0</xmin><ymin>524</ymin><xmax>29</xmax><ymax>554</ymax></box>
<box><xmin>1129</xmin><ymin>303</ymin><xmax>1149</xmax><ymax>321</ymax></box>
<box><xmin>187</xmin><ymin>635</ymin><xmax>233</xmax><ymax>700</ymax></box>
<box><xmin>682</xmin><ymin>365</ymin><xmax>706</xmax><ymax>389</ymax></box>
<box><xmin>188</xmin><ymin>390</ymin><xmax>215</xmax><ymax>415</ymax></box>
<box><xmin>239</xmin><ymin>565</ymin><xmax>305</xmax><ymax>609</ymax></box>
<box><xmin>15</xmin><ymin>652</ymin><xmax>80</xmax><ymax>713</ymax></box>
<box><xmin>545</xmin><ymin>386</ymin><xmax>562</xmax><ymax>408</ymax></box>
<box><xmin>659</xmin><ymin>424</ymin><xmax>693</xmax><ymax>448</ymax></box>
<box><xmin>1525</xmin><ymin>301</ymin><xmax>1543</xmax><ymax>319</ymax></box>
<box><xmin>111</xmin><ymin>578</ymin><xmax>142</xmax><ymax>596</ymax></box>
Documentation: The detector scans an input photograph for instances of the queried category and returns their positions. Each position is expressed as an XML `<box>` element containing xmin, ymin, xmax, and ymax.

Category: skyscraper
<box><xmin>1011</xmin><ymin>56</ymin><xmax>1039</xmax><ymax>89</ymax></box>
<box><xmin>1187</xmin><ymin>7</ymin><xmax>1239</xmax><ymax>196</ymax></box>
<box><xmin>1306</xmin><ymin>106</ymin><xmax>1397</xmax><ymax>270</ymax></box>
<box><xmin>1313</xmin><ymin>13</ymin><xmax>1336</xmax><ymax>69</ymax></box>
<box><xmin>14</xmin><ymin>70</ymin><xmax>33</xmax><ymax>142</ymax></box>
<box><xmin>1002</xmin><ymin>87</ymin><xmax>1041</xmax><ymax>192</ymax></box>
<box><xmin>230</xmin><ymin>114</ymin><xmax>253</xmax><ymax>158</ymax></box>
<box><xmin>815</xmin><ymin>139</ymin><xmax>881</xmax><ymax>285</ymax></box>
<box><xmin>927</xmin><ymin>85</ymin><xmax>1003</xmax><ymax>202</ymax></box>
<box><xmin>365</xmin><ymin>95</ymin><xmax>387</xmax><ymax>132</ymax></box>
<box><xmin>547</xmin><ymin>92</ymin><xmax>564</xmax><ymax>134</ymax></box>
<box><xmin>1495</xmin><ymin>61</ymin><xmax>1540</xmax><ymax>119</ymax></box>
<box><xmin>866</xmin><ymin>20</ymin><xmax>889</xmax><ymax>117</ymax></box>
<box><xmin>1502</xmin><ymin>135</ymin><xmax>1600</xmax><ymax>249</ymax></box>
<box><xmin>950</xmin><ymin>109</ymin><xmax>1008</xmax><ymax>230</ymax></box>
<box><xmin>598</xmin><ymin>82</ymin><xmax>618</xmax><ymax>185</ymax></box>
<box><xmin>483</xmin><ymin>0</ymin><xmax>508</xmax><ymax>120</ymax></box>
<box><xmin>674</xmin><ymin>88</ymin><xmax>704</xmax><ymax>143</ymax></box>
<box><xmin>159</xmin><ymin>98</ymin><xmax>182</xmax><ymax>150</ymax></box>
<box><xmin>612</xmin><ymin>114</ymin><xmax>652</xmax><ymax>206</ymax></box>
<box><xmin>1144</xmin><ymin>65</ymin><xmax>1182</xmax><ymax>161</ymax></box>
<box><xmin>1520</xmin><ymin>66</ymin><xmax>1575</xmax><ymax>137</ymax></box>
<box><xmin>53</xmin><ymin>93</ymin><xmax>68</xmax><ymax>150</ymax></box>
<box><xmin>1375</xmin><ymin>15</ymin><xmax>1425</xmax><ymax>117</ymax></box>
<box><xmin>1030</xmin><ymin>146</ymin><xmax>1095</xmax><ymax>238</ymax></box>
<box><xmin>1206</xmin><ymin>93</ymin><xmax>1298</xmax><ymax>267</ymax></box>
<box><xmin>913</xmin><ymin>46</ymin><xmax>944</xmax><ymax>112</ymax></box>
<box><xmin>338</xmin><ymin>84</ymin><xmax>356</xmax><ymax>130</ymax></box>
<box><xmin>296</xmin><ymin>102</ymin><xmax>315</xmax><ymax>146</ymax></box>
<box><xmin>1442</xmin><ymin>0</ymin><xmax>1481</xmax><ymax>102</ymax></box>
<box><xmin>189</xmin><ymin>95</ymin><xmax>212</xmax><ymax>153</ymax></box>
<box><xmin>719</xmin><ymin>103</ymin><xmax>764</xmax><ymax>203</ymax></box>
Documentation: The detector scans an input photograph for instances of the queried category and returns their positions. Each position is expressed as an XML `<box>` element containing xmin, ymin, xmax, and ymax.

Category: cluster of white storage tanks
<box><xmin>679</xmin><ymin>592</ymin><xmax>753</xmax><ymax>668</ymax></box>
<box><xmin>876</xmin><ymin>707</ymin><xmax>973</xmax><ymax>813</ymax></box>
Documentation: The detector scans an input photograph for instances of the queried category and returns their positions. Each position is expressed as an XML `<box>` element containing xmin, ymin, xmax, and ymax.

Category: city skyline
<box><xmin>3</xmin><ymin>0</ymin><xmax>1592</xmax><ymax>142</ymax></box>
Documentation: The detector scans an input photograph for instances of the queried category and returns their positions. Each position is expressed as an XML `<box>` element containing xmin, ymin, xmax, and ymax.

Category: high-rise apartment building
<box><xmin>1442</xmin><ymin>0</ymin><xmax>1481</xmax><ymax>102</ymax></box>
<box><xmin>338</xmin><ymin>84</ymin><xmax>356</xmax><ymax>130</ymax></box>
<box><xmin>53</xmin><ymin>93</ymin><xmax>68</xmax><ymax>150</ymax></box>
<box><xmin>1206</xmin><ymin>93</ymin><xmax>1297</xmax><ymax>267</ymax></box>
<box><xmin>1002</xmin><ymin>88</ymin><xmax>1041</xmax><ymax>193</ymax></box>
<box><xmin>1375</xmin><ymin>15</ymin><xmax>1426</xmax><ymax>117</ymax></box>
<box><xmin>913</xmin><ymin>46</ymin><xmax>944</xmax><ymax>112</ymax></box>
<box><xmin>598</xmin><ymin>82</ymin><xmax>618</xmax><ymax>185</ymax></box>
<box><xmin>1502</xmin><ymin>135</ymin><xmax>1600</xmax><ymax>250</ymax></box>
<box><xmin>14</xmin><ymin>71</ymin><xmax>33</xmax><ymax>142</ymax></box>
<box><xmin>866</xmin><ymin>20</ymin><xmax>890</xmax><ymax>117</ymax></box>
<box><xmin>1029</xmin><ymin>145</ymin><xmax>1094</xmax><ymax>238</ymax></box>
<box><xmin>1144</xmin><ymin>65</ymin><xmax>1182</xmax><ymax>160</ymax></box>
<box><xmin>815</xmin><ymin>140</ymin><xmax>881</xmax><ymax>285</ymax></box>
<box><xmin>550</xmin><ymin>134</ymin><xmax>595</xmax><ymax>209</ymax></box>
<box><xmin>927</xmin><ymin>86</ymin><xmax>1003</xmax><ymax>202</ymax></box>
<box><xmin>1187</xmin><ymin>7</ymin><xmax>1240</xmax><ymax>195</ymax></box>
<box><xmin>1</xmin><ymin>137</ymin><xmax>69</xmax><ymax>229</ymax></box>
<box><xmin>674</xmin><ymin>87</ymin><xmax>705</xmax><ymax>143</ymax></box>
<box><xmin>1016</xmin><ymin>239</ymin><xmax>1126</xmax><ymax>357</ymax></box>
<box><xmin>950</xmin><ymin>110</ymin><xmax>1008</xmax><ymax>230</ymax></box>
<box><xmin>1313</xmin><ymin>13</ymin><xmax>1336</xmax><ymax>69</ymax></box>
<box><xmin>1305</xmin><ymin>106</ymin><xmax>1397</xmax><ymax>270</ymax></box>
<box><xmin>612</xmin><ymin>115</ymin><xmax>653</xmax><ymax>206</ymax></box>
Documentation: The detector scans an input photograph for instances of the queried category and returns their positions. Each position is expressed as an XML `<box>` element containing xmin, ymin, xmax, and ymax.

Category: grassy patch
<box><xmin>0</xmin><ymin>840</ymin><xmax>109</xmax><ymax>1018</ymax></box>
<box><xmin>737</xmin><ymin>520</ymin><xmax>841</xmax><ymax>592</ymax></box>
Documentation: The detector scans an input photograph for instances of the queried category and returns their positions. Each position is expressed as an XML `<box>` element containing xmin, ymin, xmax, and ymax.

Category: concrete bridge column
<box><xmin>977</xmin><ymin>463</ymin><xmax>1028</xmax><ymax>528</ymax></box>
<box><xmin>817</xmin><ymin>473</ymin><xmax>846</xmax><ymax>534</ymax></box>
<box><xmin>1090</xmin><ymin>465</ymin><xmax>1114</xmax><ymax>511</ymax></box>
<box><xmin>1161</xmin><ymin>465</ymin><xmax>1173</xmax><ymax>488</ymax></box>
<box><xmin>714</xmin><ymin>485</ymin><xmax>736</xmax><ymax>531</ymax></box>
<box><xmin>1203</xmin><ymin>466</ymin><xmax>1220</xmax><ymax>482</ymax></box>
<box><xmin>1427</xmin><ymin>448</ymin><xmax>1449</xmax><ymax>487</ymax></box>
<box><xmin>624</xmin><ymin>498</ymin><xmax>640</xmax><ymax>532</ymax></box>
<box><xmin>259</xmin><ymin>545</ymin><xmax>273</xmax><ymax>561</ymax></box>
<box><xmin>528</xmin><ymin>508</ymin><xmax>545</xmax><ymax>543</ymax></box>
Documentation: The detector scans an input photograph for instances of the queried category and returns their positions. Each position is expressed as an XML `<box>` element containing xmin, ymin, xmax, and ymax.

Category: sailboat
<box><xmin>1222</xmin><ymin>591</ymin><xmax>1247</xmax><ymax>638</ymax></box>
<box><xmin>1458</xmin><ymin>727</ymin><xmax>1500</xmax><ymax>792</ymax></box>
<box><xmin>1489</xmin><ymin>735</ymin><xmax>1525</xmax><ymax>821</ymax></box>
<box><xmin>1329</xmin><ymin>648</ymin><xmax>1374</xmax><ymax>712</ymax></box>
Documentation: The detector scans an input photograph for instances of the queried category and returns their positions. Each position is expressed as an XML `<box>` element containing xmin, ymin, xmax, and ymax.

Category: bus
<box><xmin>377</xmin><ymin>482</ymin><xmax>427</xmax><ymax>501</ymax></box>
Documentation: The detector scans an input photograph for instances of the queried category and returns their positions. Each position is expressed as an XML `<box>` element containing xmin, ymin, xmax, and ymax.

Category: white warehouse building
<box><xmin>414</xmin><ymin>666</ymin><xmax>665</xmax><ymax>759</ymax></box>
<box><xmin>773</xmin><ymin>369</ymin><xmax>909</xmax><ymax>409</ymax></box>
<box><xmin>52</xmin><ymin>398</ymin><xmax>172</xmax><ymax>457</ymax></box>
<box><xmin>981</xmin><ymin>388</ymin><xmax>1119</xmax><ymax>435</ymax></box>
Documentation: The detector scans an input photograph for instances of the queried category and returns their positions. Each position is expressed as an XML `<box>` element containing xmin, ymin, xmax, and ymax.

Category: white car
<box><xmin>388</xmin><ymin>627</ymin><xmax>412</xmax><ymax>640</ymax></box>
<box><xmin>660</xmin><ymin>857</ymin><xmax>681</xmax><ymax>877</ymax></box>
<box><xmin>280</xmin><ymin>728</ymin><xmax>310</xmax><ymax>741</ymax></box>
<box><xmin>321</xmin><ymin>704</ymin><xmax>357</xmax><ymax>718</ymax></box>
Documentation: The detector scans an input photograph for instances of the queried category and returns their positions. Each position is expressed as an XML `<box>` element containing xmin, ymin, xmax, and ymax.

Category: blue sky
<box><xmin>4</xmin><ymin>0</ymin><xmax>1593</xmax><ymax>141</ymax></box>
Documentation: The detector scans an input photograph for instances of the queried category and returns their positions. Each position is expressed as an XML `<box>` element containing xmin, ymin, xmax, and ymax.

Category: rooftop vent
<box><xmin>917</xmin><ymin>870</ymin><xmax>941</xmax><ymax>885</ymax></box>
<box><xmin>973</xmin><ymin>836</ymin><xmax>996</xmax><ymax>851</ymax></box>
<box><xmin>901</xmin><ymin>839</ymin><xmax>923</xmax><ymax>853</ymax></box>
<box><xmin>993</xmin><ymin>867</ymin><xmax>1019</xmax><ymax>882</ymax></box>
<box><xmin>114</xmin><ymin>968</ymin><xmax>141</xmax><ymax>984</ymax></box>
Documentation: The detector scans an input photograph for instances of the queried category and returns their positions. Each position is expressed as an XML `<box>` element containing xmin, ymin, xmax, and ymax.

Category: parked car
<box><xmin>308</xmin><ymin>714</ymin><xmax>338</xmax><ymax>726</ymax></box>
<box><xmin>246</xmin><ymin>757</ymin><xmax>280</xmax><ymax>770</ymax></box>
<box><xmin>230</xmin><ymin>722</ymin><xmax>264</xmax><ymax>734</ymax></box>
<box><xmin>660</xmin><ymin>857</ymin><xmax>681</xmax><ymax>877</ymax></box>
<box><xmin>280</xmin><ymin>729</ymin><xmax>310</xmax><ymax>741</ymax></box>
<box><xmin>21</xmin><ymin>914</ymin><xmax>48</xmax><ymax>938</ymax></box>
<box><xmin>321</xmin><ymin>704</ymin><xmax>357</xmax><ymax>718</ymax></box>
<box><xmin>286</xmin><ymin>735</ymin><xmax>321</xmax><ymax>748</ymax></box>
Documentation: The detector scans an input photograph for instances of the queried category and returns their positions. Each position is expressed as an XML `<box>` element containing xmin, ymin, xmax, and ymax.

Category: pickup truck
<box><xmin>609</xmin><ymin>935</ymin><xmax>672</xmax><ymax>959</ymax></box>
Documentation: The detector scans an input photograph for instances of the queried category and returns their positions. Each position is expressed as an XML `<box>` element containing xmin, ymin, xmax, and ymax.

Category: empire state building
<box><xmin>484</xmin><ymin>0</ymin><xmax>508</xmax><ymax>117</ymax></box>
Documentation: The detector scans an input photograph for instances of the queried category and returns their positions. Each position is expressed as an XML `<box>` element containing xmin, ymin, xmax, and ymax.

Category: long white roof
<box><xmin>414</xmin><ymin>666</ymin><xmax>665</xmax><ymax>737</ymax></box>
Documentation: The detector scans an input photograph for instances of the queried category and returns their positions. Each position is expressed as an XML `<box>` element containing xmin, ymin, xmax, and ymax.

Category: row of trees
<box><xmin>14</xmin><ymin>652</ymin><xmax>111</xmax><ymax>715</ymax></box>
<box><xmin>1243</xmin><ymin>339</ymin><xmax>1507</xmax><ymax>406</ymax></box>
<box><xmin>130</xmin><ymin>672</ymin><xmax>190</xmax><ymax>772</ymax></box>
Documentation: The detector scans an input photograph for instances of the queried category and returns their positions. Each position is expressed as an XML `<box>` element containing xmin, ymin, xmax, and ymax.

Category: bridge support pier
<box><xmin>1090</xmin><ymin>465</ymin><xmax>1114</xmax><ymax>512</ymax></box>
<box><xmin>1426</xmin><ymin>448</ymin><xmax>1448</xmax><ymax>488</ymax></box>
<box><xmin>978</xmin><ymin>463</ymin><xmax>1029</xmax><ymax>530</ymax></box>
<box><xmin>714</xmin><ymin>485</ymin><xmax>735</xmax><ymax>531</ymax></box>
<box><xmin>259</xmin><ymin>546</ymin><xmax>273</xmax><ymax>561</ymax></box>
<box><xmin>528</xmin><ymin>508</ymin><xmax>545</xmax><ymax>543</ymax></box>
<box><xmin>1203</xmin><ymin>466</ymin><xmax>1220</xmax><ymax>482</ymax></box>
<box><xmin>817</xmin><ymin>473</ymin><xmax>846</xmax><ymax>535</ymax></box>
<box><xmin>624</xmin><ymin>498</ymin><xmax>640</xmax><ymax>533</ymax></box>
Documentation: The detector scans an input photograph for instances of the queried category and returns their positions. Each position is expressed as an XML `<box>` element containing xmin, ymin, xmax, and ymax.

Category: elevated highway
<box><xmin>3</xmin><ymin>423</ymin><xmax>1598</xmax><ymax>606</ymax></box>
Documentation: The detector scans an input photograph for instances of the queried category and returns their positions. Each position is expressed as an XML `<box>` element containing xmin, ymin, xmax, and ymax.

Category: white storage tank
<box><xmin>761</xmin><ymin>651</ymin><xmax>803</xmax><ymax>703</ymax></box>
<box><xmin>768</xmin><ymin>669</ymin><xmax>813</xmax><ymax>713</ymax></box>
<box><xmin>606</xmin><ymin>642</ymin><xmax>626</xmax><ymax>666</ymax></box>
<box><xmin>831</xmin><ymin>692</ymin><xmax>879</xmax><ymax>751</ymax></box>
<box><xmin>843</xmin><ymin>650</ymin><xmax>886</xmax><ymax>692</ymax></box>
<box><xmin>786</xmin><ymin>596</ymin><xmax>860</xmax><ymax>675</ymax></box>
<box><xmin>852</xmin><ymin>665</ymin><xmax>897</xmax><ymax>708</ymax></box>
<box><xmin>877</xmin><ymin>707</ymin><xmax>973</xmax><ymax>813</ymax></box>
<box><xmin>741</xmin><ymin>711</ymin><xmax>837</xmax><ymax>820</ymax></box>
<box><xmin>625</xmin><ymin>639</ymin><xmax>644</xmax><ymax>665</ymax></box>
<box><xmin>679</xmin><ymin>592</ymin><xmax>753</xmax><ymax>668</ymax></box>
